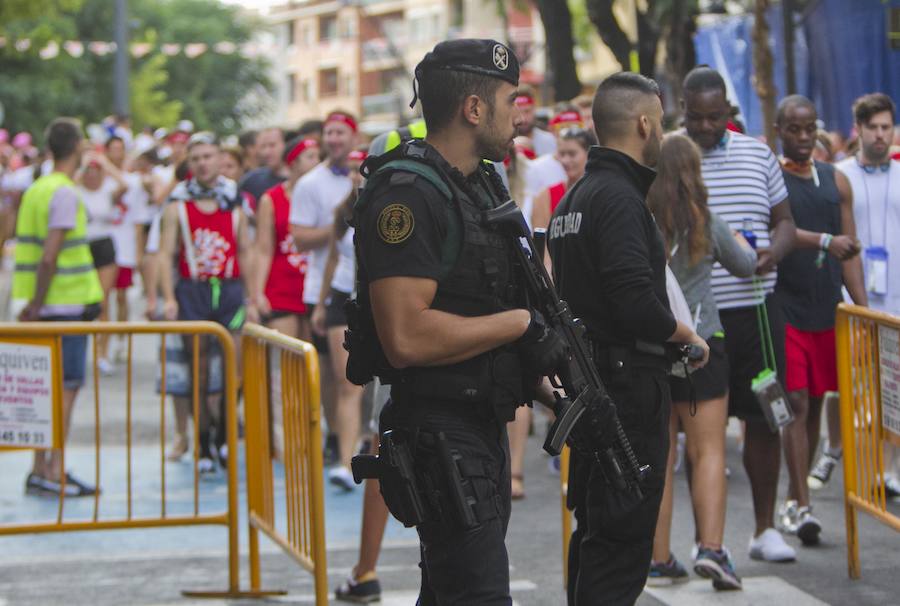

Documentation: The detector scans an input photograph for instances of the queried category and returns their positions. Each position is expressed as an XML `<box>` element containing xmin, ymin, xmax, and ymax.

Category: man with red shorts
<box><xmin>774</xmin><ymin>96</ymin><xmax>867</xmax><ymax>545</ymax></box>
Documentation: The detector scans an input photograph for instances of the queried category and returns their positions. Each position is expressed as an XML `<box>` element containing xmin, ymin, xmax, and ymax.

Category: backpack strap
<box><xmin>226</xmin><ymin>207</ymin><xmax>241</xmax><ymax>279</ymax></box>
<box><xmin>176</xmin><ymin>202</ymin><xmax>199</xmax><ymax>280</ymax></box>
<box><xmin>377</xmin><ymin>159</ymin><xmax>453</xmax><ymax>200</ymax></box>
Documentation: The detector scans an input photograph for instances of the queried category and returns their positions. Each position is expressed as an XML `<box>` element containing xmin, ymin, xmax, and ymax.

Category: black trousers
<box><xmin>566</xmin><ymin>362</ymin><xmax>671</xmax><ymax>606</ymax></box>
<box><xmin>380</xmin><ymin>395</ymin><xmax>513</xmax><ymax>606</ymax></box>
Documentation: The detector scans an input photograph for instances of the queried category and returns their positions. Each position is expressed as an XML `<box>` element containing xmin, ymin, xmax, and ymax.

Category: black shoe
<box><xmin>323</xmin><ymin>433</ymin><xmax>340</xmax><ymax>466</ymax></box>
<box><xmin>25</xmin><ymin>472</ymin><xmax>98</xmax><ymax>497</ymax></box>
<box><xmin>885</xmin><ymin>476</ymin><xmax>900</xmax><ymax>499</ymax></box>
<box><xmin>335</xmin><ymin>574</ymin><xmax>381</xmax><ymax>603</ymax></box>
<box><xmin>796</xmin><ymin>508</ymin><xmax>822</xmax><ymax>546</ymax></box>
<box><xmin>25</xmin><ymin>473</ymin><xmax>48</xmax><ymax>496</ymax></box>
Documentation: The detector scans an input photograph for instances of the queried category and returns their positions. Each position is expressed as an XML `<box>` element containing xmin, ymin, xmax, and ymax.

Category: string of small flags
<box><xmin>0</xmin><ymin>38</ymin><xmax>270</xmax><ymax>59</ymax></box>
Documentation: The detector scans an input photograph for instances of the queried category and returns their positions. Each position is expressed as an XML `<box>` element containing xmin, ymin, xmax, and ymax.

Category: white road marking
<box><xmin>263</xmin><ymin>593</ymin><xmax>525</xmax><ymax>606</ymax></box>
<box><xmin>246</xmin><ymin>579</ymin><xmax>537</xmax><ymax>604</ymax></box>
<box><xmin>644</xmin><ymin>576</ymin><xmax>830</xmax><ymax>606</ymax></box>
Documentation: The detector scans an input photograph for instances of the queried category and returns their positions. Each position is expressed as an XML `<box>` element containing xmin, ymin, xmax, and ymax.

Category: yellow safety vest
<box><xmin>12</xmin><ymin>172</ymin><xmax>103</xmax><ymax>306</ymax></box>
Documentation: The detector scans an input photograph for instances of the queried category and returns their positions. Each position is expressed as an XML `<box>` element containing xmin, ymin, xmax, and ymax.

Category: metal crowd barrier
<box><xmin>835</xmin><ymin>303</ymin><xmax>900</xmax><ymax>578</ymax></box>
<box><xmin>0</xmin><ymin>321</ymin><xmax>269</xmax><ymax>598</ymax></box>
<box><xmin>560</xmin><ymin>445</ymin><xmax>572</xmax><ymax>587</ymax></box>
<box><xmin>241</xmin><ymin>322</ymin><xmax>327</xmax><ymax>604</ymax></box>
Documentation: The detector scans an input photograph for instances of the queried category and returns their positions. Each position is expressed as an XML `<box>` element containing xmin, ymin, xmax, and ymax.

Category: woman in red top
<box><xmin>530</xmin><ymin>127</ymin><xmax>595</xmax><ymax>231</ymax></box>
<box><xmin>252</xmin><ymin>137</ymin><xmax>321</xmax><ymax>340</ymax></box>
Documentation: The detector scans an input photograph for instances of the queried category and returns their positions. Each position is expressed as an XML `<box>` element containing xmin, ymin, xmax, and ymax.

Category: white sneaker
<box><xmin>777</xmin><ymin>499</ymin><xmax>800</xmax><ymax>534</ymax></box>
<box><xmin>198</xmin><ymin>457</ymin><xmax>216</xmax><ymax>475</ymax></box>
<box><xmin>97</xmin><ymin>358</ymin><xmax>115</xmax><ymax>376</ymax></box>
<box><xmin>748</xmin><ymin>528</ymin><xmax>796</xmax><ymax>562</ymax></box>
<box><xmin>329</xmin><ymin>465</ymin><xmax>356</xmax><ymax>492</ymax></box>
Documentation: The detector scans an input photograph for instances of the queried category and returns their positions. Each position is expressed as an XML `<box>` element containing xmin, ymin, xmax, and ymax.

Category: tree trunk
<box><xmin>665</xmin><ymin>0</ymin><xmax>697</xmax><ymax>117</ymax></box>
<box><xmin>533</xmin><ymin>0</ymin><xmax>582</xmax><ymax>101</ymax></box>
<box><xmin>752</xmin><ymin>0</ymin><xmax>777</xmax><ymax>151</ymax></box>
<box><xmin>636</xmin><ymin>6</ymin><xmax>659</xmax><ymax>78</ymax></box>
<box><xmin>585</xmin><ymin>0</ymin><xmax>659</xmax><ymax>78</ymax></box>
<box><xmin>585</xmin><ymin>0</ymin><xmax>631</xmax><ymax>71</ymax></box>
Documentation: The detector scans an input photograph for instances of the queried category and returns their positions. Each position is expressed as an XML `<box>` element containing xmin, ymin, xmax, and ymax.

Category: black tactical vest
<box><xmin>348</xmin><ymin>141</ymin><xmax>527</xmax><ymax>421</ymax></box>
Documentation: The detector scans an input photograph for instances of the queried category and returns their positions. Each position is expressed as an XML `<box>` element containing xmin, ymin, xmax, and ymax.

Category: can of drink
<box><xmin>741</xmin><ymin>218</ymin><xmax>757</xmax><ymax>249</ymax></box>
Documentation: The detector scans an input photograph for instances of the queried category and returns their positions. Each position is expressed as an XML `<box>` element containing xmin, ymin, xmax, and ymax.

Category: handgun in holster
<box><xmin>351</xmin><ymin>429</ymin><xmax>428</xmax><ymax>527</ymax></box>
<box><xmin>434</xmin><ymin>432</ymin><xmax>479</xmax><ymax>529</ymax></box>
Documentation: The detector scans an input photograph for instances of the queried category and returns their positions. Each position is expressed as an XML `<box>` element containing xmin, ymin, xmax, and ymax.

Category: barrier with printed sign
<box><xmin>0</xmin><ymin>321</ymin><xmax>280</xmax><ymax>599</ymax></box>
<box><xmin>835</xmin><ymin>304</ymin><xmax>900</xmax><ymax>579</ymax></box>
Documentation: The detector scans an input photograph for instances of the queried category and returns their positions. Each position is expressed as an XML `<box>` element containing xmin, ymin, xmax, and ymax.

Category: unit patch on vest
<box><xmin>378</xmin><ymin>204</ymin><xmax>414</xmax><ymax>244</ymax></box>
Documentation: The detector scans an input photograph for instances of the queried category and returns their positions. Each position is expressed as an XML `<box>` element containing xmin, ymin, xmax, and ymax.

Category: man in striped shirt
<box><xmin>683</xmin><ymin>67</ymin><xmax>798</xmax><ymax>563</ymax></box>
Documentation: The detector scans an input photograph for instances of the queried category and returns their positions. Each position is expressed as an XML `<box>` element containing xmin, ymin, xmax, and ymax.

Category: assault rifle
<box><xmin>484</xmin><ymin>200</ymin><xmax>650</xmax><ymax>504</ymax></box>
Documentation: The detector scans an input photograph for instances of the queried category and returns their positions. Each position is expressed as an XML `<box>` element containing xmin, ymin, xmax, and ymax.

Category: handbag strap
<box><xmin>753</xmin><ymin>277</ymin><xmax>777</xmax><ymax>372</ymax></box>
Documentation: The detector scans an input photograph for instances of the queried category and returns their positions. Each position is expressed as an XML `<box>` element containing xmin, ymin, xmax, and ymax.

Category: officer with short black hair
<box><xmin>550</xmin><ymin>72</ymin><xmax>709</xmax><ymax>605</ymax></box>
<box><xmin>347</xmin><ymin>39</ymin><xmax>567</xmax><ymax>604</ymax></box>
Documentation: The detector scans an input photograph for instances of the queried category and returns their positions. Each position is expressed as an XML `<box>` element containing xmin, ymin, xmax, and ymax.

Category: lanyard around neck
<box><xmin>863</xmin><ymin>164</ymin><xmax>892</xmax><ymax>248</ymax></box>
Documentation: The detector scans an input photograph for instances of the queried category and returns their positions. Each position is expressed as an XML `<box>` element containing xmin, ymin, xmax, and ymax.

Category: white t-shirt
<box><xmin>79</xmin><ymin>177</ymin><xmax>121</xmax><ymax>241</ymax></box>
<box><xmin>332</xmin><ymin>227</ymin><xmax>356</xmax><ymax>294</ymax></box>
<box><xmin>153</xmin><ymin>164</ymin><xmax>176</xmax><ymax>188</ymax></box>
<box><xmin>837</xmin><ymin>157</ymin><xmax>900</xmax><ymax>314</ymax></box>
<box><xmin>1</xmin><ymin>165</ymin><xmax>35</xmax><ymax>194</ymax></box>
<box><xmin>123</xmin><ymin>171</ymin><xmax>153</xmax><ymax>225</ymax></box>
<box><xmin>531</xmin><ymin>128</ymin><xmax>557</xmax><ymax>157</ymax></box>
<box><xmin>525</xmin><ymin>154</ymin><xmax>566</xmax><ymax>200</ymax></box>
<box><xmin>110</xmin><ymin>176</ymin><xmax>139</xmax><ymax>268</ymax></box>
<box><xmin>290</xmin><ymin>163</ymin><xmax>352</xmax><ymax>304</ymax></box>
<box><xmin>700</xmin><ymin>131</ymin><xmax>788</xmax><ymax>310</ymax></box>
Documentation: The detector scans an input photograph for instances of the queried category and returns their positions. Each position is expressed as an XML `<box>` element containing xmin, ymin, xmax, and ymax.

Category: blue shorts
<box><xmin>61</xmin><ymin>334</ymin><xmax>88</xmax><ymax>390</ymax></box>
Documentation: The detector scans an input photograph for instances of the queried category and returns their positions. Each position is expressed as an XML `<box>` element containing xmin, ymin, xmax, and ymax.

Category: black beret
<box><xmin>410</xmin><ymin>39</ymin><xmax>519</xmax><ymax>107</ymax></box>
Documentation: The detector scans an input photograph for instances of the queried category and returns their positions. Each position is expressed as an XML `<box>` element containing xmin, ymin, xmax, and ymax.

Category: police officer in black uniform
<box><xmin>548</xmin><ymin>73</ymin><xmax>709</xmax><ymax>605</ymax></box>
<box><xmin>348</xmin><ymin>39</ymin><xmax>567</xmax><ymax>605</ymax></box>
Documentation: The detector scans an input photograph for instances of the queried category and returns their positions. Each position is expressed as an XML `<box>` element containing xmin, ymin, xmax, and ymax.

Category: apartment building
<box><xmin>267</xmin><ymin>0</ymin><xmax>546</xmax><ymax>135</ymax></box>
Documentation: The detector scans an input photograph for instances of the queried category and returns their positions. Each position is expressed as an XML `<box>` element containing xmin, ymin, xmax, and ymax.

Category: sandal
<box><xmin>511</xmin><ymin>473</ymin><xmax>525</xmax><ymax>500</ymax></box>
<box><xmin>166</xmin><ymin>433</ymin><xmax>189</xmax><ymax>461</ymax></box>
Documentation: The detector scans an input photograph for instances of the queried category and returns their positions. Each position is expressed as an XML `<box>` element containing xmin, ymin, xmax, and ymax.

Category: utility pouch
<box><xmin>351</xmin><ymin>430</ymin><xmax>428</xmax><ymax>527</ymax></box>
<box><xmin>752</xmin><ymin>368</ymin><xmax>794</xmax><ymax>432</ymax></box>
<box><xmin>343</xmin><ymin>296</ymin><xmax>377</xmax><ymax>386</ymax></box>
<box><xmin>434</xmin><ymin>432</ymin><xmax>480</xmax><ymax>530</ymax></box>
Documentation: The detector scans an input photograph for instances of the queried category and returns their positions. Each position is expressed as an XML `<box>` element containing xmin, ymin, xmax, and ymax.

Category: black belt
<box><xmin>592</xmin><ymin>341</ymin><xmax>669</xmax><ymax>372</ymax></box>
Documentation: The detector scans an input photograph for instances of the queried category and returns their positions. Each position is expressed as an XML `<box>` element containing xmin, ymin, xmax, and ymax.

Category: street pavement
<box><xmin>1</xmin><ymin>322</ymin><xmax>899</xmax><ymax>605</ymax></box>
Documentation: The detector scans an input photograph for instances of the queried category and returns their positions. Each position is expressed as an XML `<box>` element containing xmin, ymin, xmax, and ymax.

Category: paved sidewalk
<box><xmin>0</xmin><ymin>322</ymin><xmax>898</xmax><ymax>604</ymax></box>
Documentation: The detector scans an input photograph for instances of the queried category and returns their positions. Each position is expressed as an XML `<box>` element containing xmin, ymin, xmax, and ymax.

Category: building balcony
<box><xmin>362</xmin><ymin>92</ymin><xmax>403</xmax><ymax>118</ymax></box>
<box><xmin>361</xmin><ymin>38</ymin><xmax>403</xmax><ymax>70</ymax></box>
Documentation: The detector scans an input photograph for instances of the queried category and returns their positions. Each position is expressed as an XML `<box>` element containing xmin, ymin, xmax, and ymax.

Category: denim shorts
<box><xmin>61</xmin><ymin>334</ymin><xmax>88</xmax><ymax>390</ymax></box>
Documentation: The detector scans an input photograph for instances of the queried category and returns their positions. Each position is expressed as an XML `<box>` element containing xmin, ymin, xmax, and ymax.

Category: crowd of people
<box><xmin>3</xmin><ymin>40</ymin><xmax>900</xmax><ymax>604</ymax></box>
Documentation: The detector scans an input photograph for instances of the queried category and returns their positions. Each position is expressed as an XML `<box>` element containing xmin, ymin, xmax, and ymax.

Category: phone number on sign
<box><xmin>0</xmin><ymin>430</ymin><xmax>48</xmax><ymax>446</ymax></box>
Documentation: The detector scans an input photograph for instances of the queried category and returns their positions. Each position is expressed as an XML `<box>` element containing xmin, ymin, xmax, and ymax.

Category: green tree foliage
<box><xmin>0</xmin><ymin>0</ymin><xmax>270</xmax><ymax>138</ymax></box>
<box><xmin>0</xmin><ymin>0</ymin><xmax>83</xmax><ymax>41</ymax></box>
<box><xmin>130</xmin><ymin>52</ymin><xmax>183</xmax><ymax>131</ymax></box>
